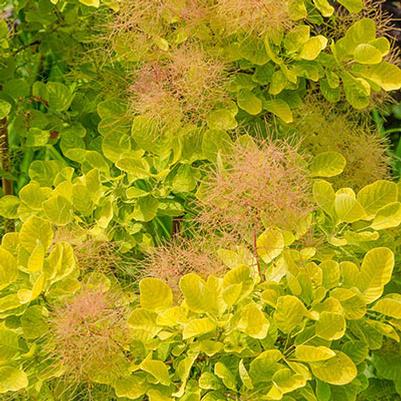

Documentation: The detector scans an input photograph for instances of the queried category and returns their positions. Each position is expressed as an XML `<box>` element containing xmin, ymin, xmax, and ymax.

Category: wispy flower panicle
<box><xmin>196</xmin><ymin>139</ymin><xmax>314</xmax><ymax>240</ymax></box>
<box><xmin>128</xmin><ymin>45</ymin><xmax>228</xmax><ymax>125</ymax></box>
<box><xmin>51</xmin><ymin>288</ymin><xmax>129</xmax><ymax>382</ymax></box>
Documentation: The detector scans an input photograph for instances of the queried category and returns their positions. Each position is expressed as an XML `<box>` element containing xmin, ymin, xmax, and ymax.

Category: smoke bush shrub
<box><xmin>293</xmin><ymin>97</ymin><xmax>391</xmax><ymax>190</ymax></box>
<box><xmin>1</xmin><ymin>0</ymin><xmax>401</xmax><ymax>399</ymax></box>
<box><xmin>51</xmin><ymin>287</ymin><xmax>129</xmax><ymax>382</ymax></box>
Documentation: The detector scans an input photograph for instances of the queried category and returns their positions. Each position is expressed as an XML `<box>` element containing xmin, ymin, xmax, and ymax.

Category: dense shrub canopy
<box><xmin>0</xmin><ymin>0</ymin><xmax>401</xmax><ymax>400</ymax></box>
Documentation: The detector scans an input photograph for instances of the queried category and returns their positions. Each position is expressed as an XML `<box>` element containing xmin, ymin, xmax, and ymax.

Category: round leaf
<box><xmin>237</xmin><ymin>90</ymin><xmax>262</xmax><ymax>115</ymax></box>
<box><xmin>274</xmin><ymin>295</ymin><xmax>306</xmax><ymax>333</ymax></box>
<box><xmin>358</xmin><ymin>247</ymin><xmax>394</xmax><ymax>303</ymax></box>
<box><xmin>334</xmin><ymin>193</ymin><xmax>366</xmax><ymax>223</ymax></box>
<box><xmin>310</xmin><ymin>352</ymin><xmax>357</xmax><ymax>385</ymax></box>
<box><xmin>257</xmin><ymin>228</ymin><xmax>284</xmax><ymax>264</ymax></box>
<box><xmin>315</xmin><ymin>311</ymin><xmax>346</xmax><ymax>340</ymax></box>
<box><xmin>295</xmin><ymin>345</ymin><xmax>336</xmax><ymax>362</ymax></box>
<box><xmin>310</xmin><ymin>152</ymin><xmax>346</xmax><ymax>177</ymax></box>
<box><xmin>354</xmin><ymin>43</ymin><xmax>383</xmax><ymax>64</ymax></box>
<box><xmin>357</xmin><ymin>180</ymin><xmax>398</xmax><ymax>216</ymax></box>
<box><xmin>370</xmin><ymin>202</ymin><xmax>401</xmax><ymax>230</ymax></box>
<box><xmin>0</xmin><ymin>367</ymin><xmax>28</xmax><ymax>393</ymax></box>
<box><xmin>0</xmin><ymin>100</ymin><xmax>11</xmax><ymax>119</ymax></box>
<box><xmin>139</xmin><ymin>278</ymin><xmax>173</xmax><ymax>311</ymax></box>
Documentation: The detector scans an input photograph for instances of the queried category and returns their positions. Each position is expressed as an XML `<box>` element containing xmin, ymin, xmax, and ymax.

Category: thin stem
<box><xmin>0</xmin><ymin>117</ymin><xmax>14</xmax><ymax>232</ymax></box>
<box><xmin>0</xmin><ymin>118</ymin><xmax>12</xmax><ymax>196</ymax></box>
<box><xmin>253</xmin><ymin>229</ymin><xmax>261</xmax><ymax>278</ymax></box>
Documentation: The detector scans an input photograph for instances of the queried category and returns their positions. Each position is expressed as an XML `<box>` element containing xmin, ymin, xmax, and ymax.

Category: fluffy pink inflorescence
<box><xmin>214</xmin><ymin>0</ymin><xmax>292</xmax><ymax>37</ymax></box>
<box><xmin>197</xmin><ymin>140</ymin><xmax>314</xmax><ymax>240</ymax></box>
<box><xmin>144</xmin><ymin>237</ymin><xmax>227</xmax><ymax>294</ymax></box>
<box><xmin>110</xmin><ymin>0</ymin><xmax>209</xmax><ymax>62</ymax></box>
<box><xmin>52</xmin><ymin>288</ymin><xmax>128</xmax><ymax>381</ymax></box>
<box><xmin>128</xmin><ymin>45</ymin><xmax>228</xmax><ymax>125</ymax></box>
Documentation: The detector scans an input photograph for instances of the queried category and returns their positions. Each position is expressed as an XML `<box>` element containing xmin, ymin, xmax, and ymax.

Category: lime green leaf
<box><xmin>357</xmin><ymin>180</ymin><xmax>398</xmax><ymax>216</ymax></box>
<box><xmin>154</xmin><ymin>36</ymin><xmax>169</xmax><ymax>51</ymax></box>
<box><xmin>172</xmin><ymin>165</ymin><xmax>197</xmax><ymax>193</ymax></box>
<box><xmin>295</xmin><ymin>345</ymin><xmax>336</xmax><ymax>362</ymax></box>
<box><xmin>114</xmin><ymin>375</ymin><xmax>147</xmax><ymax>399</ymax></box>
<box><xmin>288</xmin><ymin>0</ymin><xmax>307</xmax><ymax>19</ymax></box>
<box><xmin>354</xmin><ymin>61</ymin><xmax>401</xmax><ymax>91</ymax></box>
<box><xmin>284</xmin><ymin>26</ymin><xmax>310</xmax><ymax>52</ymax></box>
<box><xmin>0</xmin><ymin>99</ymin><xmax>11</xmax><ymax>119</ymax></box>
<box><xmin>257</xmin><ymin>228</ymin><xmax>284</xmax><ymax>264</ymax></box>
<box><xmin>0</xmin><ymin>247</ymin><xmax>17</xmax><ymax>291</ymax></box>
<box><xmin>126</xmin><ymin>187</ymin><xmax>148</xmax><ymax>199</ymax></box>
<box><xmin>147</xmin><ymin>389</ymin><xmax>173</xmax><ymax>401</ymax></box>
<box><xmin>316</xmin><ymin>380</ymin><xmax>331</xmax><ymax>401</ymax></box>
<box><xmin>264</xmin><ymin>99</ymin><xmax>293</xmax><ymax>123</ymax></box>
<box><xmin>237</xmin><ymin>90</ymin><xmax>262</xmax><ymax>115</ymax></box>
<box><xmin>249</xmin><ymin>350</ymin><xmax>282</xmax><ymax>383</ymax></box>
<box><xmin>79</xmin><ymin>0</ymin><xmax>100</xmax><ymax>7</ymax></box>
<box><xmin>338</xmin><ymin>0</ymin><xmax>363</xmax><ymax>13</ymax></box>
<box><xmin>214</xmin><ymin>362</ymin><xmax>236</xmax><ymax>391</ymax></box>
<box><xmin>183</xmin><ymin>318</ymin><xmax>216</xmax><ymax>339</ymax></box>
<box><xmin>354</xmin><ymin>43</ymin><xmax>383</xmax><ymax>64</ymax></box>
<box><xmin>43</xmin><ymin>195</ymin><xmax>73</xmax><ymax>225</ymax></box>
<box><xmin>128</xmin><ymin>308</ymin><xmax>160</xmax><ymax>338</ymax></box>
<box><xmin>19</xmin><ymin>216</ymin><xmax>53</xmax><ymax>253</ymax></box>
<box><xmin>45</xmin><ymin>242</ymin><xmax>76</xmax><ymax>283</ymax></box>
<box><xmin>19</xmin><ymin>182</ymin><xmax>50</xmax><ymax>210</ymax></box>
<box><xmin>173</xmin><ymin>354</ymin><xmax>198</xmax><ymax>398</ymax></box>
<box><xmin>195</xmin><ymin>340</ymin><xmax>223</xmax><ymax>357</ymax></box>
<box><xmin>223</xmin><ymin>283</ymin><xmax>242</xmax><ymax>307</ymax></box>
<box><xmin>269</xmin><ymin>70</ymin><xmax>288</xmax><ymax>95</ymax></box>
<box><xmin>310</xmin><ymin>352</ymin><xmax>357</xmax><ymax>385</ymax></box>
<box><xmin>341</xmin><ymin>340</ymin><xmax>369</xmax><ymax>365</ymax></box>
<box><xmin>331</xmin><ymin>288</ymin><xmax>367</xmax><ymax>320</ymax></box>
<box><xmin>334</xmin><ymin>193</ymin><xmax>366</xmax><ymax>223</ymax></box>
<box><xmin>0</xmin><ymin>196</ymin><xmax>19</xmax><ymax>219</ymax></box>
<box><xmin>141</xmin><ymin>356</ymin><xmax>170</xmax><ymax>385</ymax></box>
<box><xmin>370</xmin><ymin>37</ymin><xmax>390</xmax><ymax>56</ymax></box>
<box><xmin>315</xmin><ymin>311</ymin><xmax>346</xmax><ymax>340</ymax></box>
<box><xmin>320</xmin><ymin>260</ymin><xmax>340</xmax><ymax>289</ymax></box>
<box><xmin>299</xmin><ymin>36</ymin><xmax>328</xmax><ymax>60</ymax></box>
<box><xmin>372</xmin><ymin>295</ymin><xmax>401</xmax><ymax>319</ymax></box>
<box><xmin>358</xmin><ymin>247</ymin><xmax>394</xmax><ymax>303</ymax></box>
<box><xmin>140</xmin><ymin>278</ymin><xmax>173</xmax><ymax>312</ymax></box>
<box><xmin>102</xmin><ymin>132</ymin><xmax>131</xmax><ymax>163</ymax></box>
<box><xmin>310</xmin><ymin>152</ymin><xmax>346</xmax><ymax>177</ymax></box>
<box><xmin>239</xmin><ymin>360</ymin><xmax>254</xmax><ymax>390</ymax></box>
<box><xmin>274</xmin><ymin>295</ymin><xmax>306</xmax><ymax>333</ymax></box>
<box><xmin>0</xmin><ymin>294</ymin><xmax>21</xmax><ymax>316</ymax></box>
<box><xmin>341</xmin><ymin>19</ymin><xmax>376</xmax><ymax>53</ymax></box>
<box><xmin>0</xmin><ymin>367</ymin><xmax>28</xmax><ymax>393</ymax></box>
<box><xmin>0</xmin><ymin>328</ymin><xmax>19</xmax><ymax>363</ymax></box>
<box><xmin>132</xmin><ymin>196</ymin><xmax>159</xmax><ymax>222</ymax></box>
<box><xmin>179</xmin><ymin>273</ymin><xmax>207</xmax><ymax>313</ymax></box>
<box><xmin>272</xmin><ymin>368</ymin><xmax>307</xmax><ymax>394</ymax></box>
<box><xmin>27</xmin><ymin>243</ymin><xmax>45</xmax><ymax>272</ymax></box>
<box><xmin>47</xmin><ymin>82</ymin><xmax>74</xmax><ymax>112</ymax></box>
<box><xmin>313</xmin><ymin>180</ymin><xmax>335</xmax><ymax>216</ymax></box>
<box><xmin>116</xmin><ymin>157</ymin><xmax>150</xmax><ymax>180</ymax></box>
<box><xmin>313</xmin><ymin>0</ymin><xmax>334</xmax><ymax>16</ymax></box>
<box><xmin>207</xmin><ymin>109</ymin><xmax>238</xmax><ymax>130</ymax></box>
<box><xmin>342</xmin><ymin>73</ymin><xmax>370</xmax><ymax>109</ymax></box>
<box><xmin>199</xmin><ymin>372</ymin><xmax>221</xmax><ymax>390</ymax></box>
<box><xmin>21</xmin><ymin>305</ymin><xmax>48</xmax><ymax>339</ymax></box>
<box><xmin>370</xmin><ymin>202</ymin><xmax>401</xmax><ymax>230</ymax></box>
<box><xmin>368</xmin><ymin>319</ymin><xmax>400</xmax><ymax>342</ymax></box>
<box><xmin>237</xmin><ymin>303</ymin><xmax>269</xmax><ymax>339</ymax></box>
<box><xmin>29</xmin><ymin>160</ymin><xmax>64</xmax><ymax>186</ymax></box>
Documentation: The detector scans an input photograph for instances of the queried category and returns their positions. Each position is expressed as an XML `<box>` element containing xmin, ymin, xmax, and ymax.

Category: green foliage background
<box><xmin>0</xmin><ymin>0</ymin><xmax>401</xmax><ymax>400</ymax></box>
